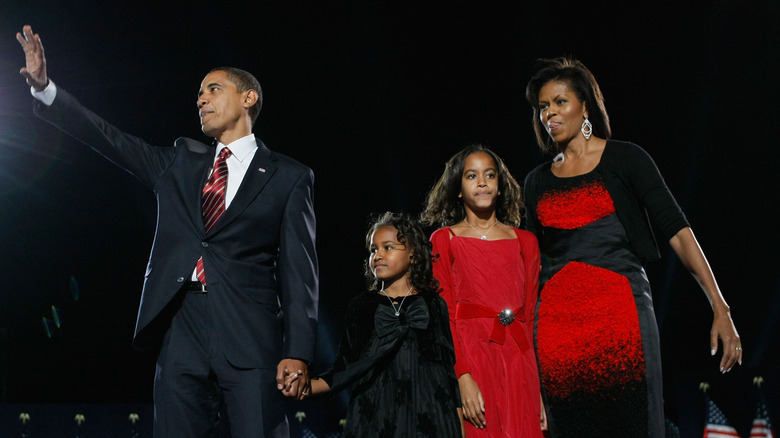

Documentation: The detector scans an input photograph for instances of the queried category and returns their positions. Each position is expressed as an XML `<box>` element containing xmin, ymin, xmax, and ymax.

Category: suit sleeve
<box><xmin>33</xmin><ymin>87</ymin><xmax>174</xmax><ymax>189</ymax></box>
<box><xmin>277</xmin><ymin>167</ymin><xmax>319</xmax><ymax>363</ymax></box>
<box><xmin>430</xmin><ymin>228</ymin><xmax>470</xmax><ymax>378</ymax></box>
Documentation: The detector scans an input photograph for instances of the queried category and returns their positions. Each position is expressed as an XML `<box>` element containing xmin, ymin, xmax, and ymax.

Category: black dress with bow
<box><xmin>321</xmin><ymin>291</ymin><xmax>461</xmax><ymax>437</ymax></box>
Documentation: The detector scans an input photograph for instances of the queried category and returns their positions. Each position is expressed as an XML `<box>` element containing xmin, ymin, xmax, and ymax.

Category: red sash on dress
<box><xmin>455</xmin><ymin>302</ymin><xmax>529</xmax><ymax>350</ymax></box>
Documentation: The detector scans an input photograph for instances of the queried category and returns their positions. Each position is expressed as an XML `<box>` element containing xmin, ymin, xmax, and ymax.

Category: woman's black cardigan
<box><xmin>523</xmin><ymin>140</ymin><xmax>690</xmax><ymax>266</ymax></box>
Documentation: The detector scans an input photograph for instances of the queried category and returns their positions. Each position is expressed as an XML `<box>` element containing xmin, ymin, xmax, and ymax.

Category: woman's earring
<box><xmin>581</xmin><ymin>115</ymin><xmax>593</xmax><ymax>140</ymax></box>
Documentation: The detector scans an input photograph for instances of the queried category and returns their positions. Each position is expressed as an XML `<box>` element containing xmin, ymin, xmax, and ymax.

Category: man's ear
<box><xmin>243</xmin><ymin>89</ymin><xmax>259</xmax><ymax>109</ymax></box>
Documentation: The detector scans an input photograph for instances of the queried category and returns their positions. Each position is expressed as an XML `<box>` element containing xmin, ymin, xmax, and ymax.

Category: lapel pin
<box><xmin>258</xmin><ymin>167</ymin><xmax>266</xmax><ymax>173</ymax></box>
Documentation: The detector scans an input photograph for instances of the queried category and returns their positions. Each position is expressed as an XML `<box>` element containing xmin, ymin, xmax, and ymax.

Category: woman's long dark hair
<box><xmin>364</xmin><ymin>212</ymin><xmax>439</xmax><ymax>294</ymax></box>
<box><xmin>420</xmin><ymin>144</ymin><xmax>523</xmax><ymax>228</ymax></box>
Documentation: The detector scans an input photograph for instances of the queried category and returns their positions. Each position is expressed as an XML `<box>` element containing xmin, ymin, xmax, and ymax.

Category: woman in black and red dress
<box><xmin>522</xmin><ymin>57</ymin><xmax>742</xmax><ymax>437</ymax></box>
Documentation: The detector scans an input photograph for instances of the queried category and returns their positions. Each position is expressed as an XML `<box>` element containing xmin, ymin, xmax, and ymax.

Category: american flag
<box><xmin>750</xmin><ymin>394</ymin><xmax>775</xmax><ymax>438</ymax></box>
<box><xmin>666</xmin><ymin>417</ymin><xmax>681</xmax><ymax>438</ymax></box>
<box><xmin>704</xmin><ymin>396</ymin><xmax>741</xmax><ymax>438</ymax></box>
<box><xmin>300</xmin><ymin>425</ymin><xmax>318</xmax><ymax>438</ymax></box>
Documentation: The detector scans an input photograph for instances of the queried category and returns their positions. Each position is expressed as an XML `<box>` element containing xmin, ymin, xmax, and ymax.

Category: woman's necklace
<box><xmin>380</xmin><ymin>285</ymin><xmax>414</xmax><ymax>317</ymax></box>
<box><xmin>463</xmin><ymin>219</ymin><xmax>499</xmax><ymax>240</ymax></box>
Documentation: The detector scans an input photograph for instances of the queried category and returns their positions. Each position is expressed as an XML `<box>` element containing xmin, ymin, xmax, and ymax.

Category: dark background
<box><xmin>0</xmin><ymin>2</ymin><xmax>778</xmax><ymax>436</ymax></box>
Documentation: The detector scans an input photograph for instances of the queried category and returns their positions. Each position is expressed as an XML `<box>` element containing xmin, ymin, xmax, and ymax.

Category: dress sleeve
<box><xmin>429</xmin><ymin>294</ymin><xmax>462</xmax><ymax>407</ymax></box>
<box><xmin>428</xmin><ymin>294</ymin><xmax>457</xmax><ymax>368</ymax></box>
<box><xmin>320</xmin><ymin>296</ymin><xmax>364</xmax><ymax>390</ymax></box>
<box><xmin>622</xmin><ymin>144</ymin><xmax>689</xmax><ymax>242</ymax></box>
<box><xmin>518</xmin><ymin>230</ymin><xmax>541</xmax><ymax>345</ymax></box>
<box><xmin>523</xmin><ymin>166</ymin><xmax>542</xmax><ymax>237</ymax></box>
<box><xmin>430</xmin><ymin>228</ymin><xmax>470</xmax><ymax>378</ymax></box>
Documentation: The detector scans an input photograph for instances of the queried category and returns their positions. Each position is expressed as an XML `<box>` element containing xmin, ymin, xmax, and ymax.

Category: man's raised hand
<box><xmin>16</xmin><ymin>25</ymin><xmax>48</xmax><ymax>91</ymax></box>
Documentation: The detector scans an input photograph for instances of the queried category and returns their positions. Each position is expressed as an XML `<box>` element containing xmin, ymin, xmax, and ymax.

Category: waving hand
<box><xmin>16</xmin><ymin>25</ymin><xmax>49</xmax><ymax>91</ymax></box>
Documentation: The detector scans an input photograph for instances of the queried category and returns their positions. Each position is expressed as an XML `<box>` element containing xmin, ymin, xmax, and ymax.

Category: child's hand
<box><xmin>540</xmin><ymin>393</ymin><xmax>548</xmax><ymax>431</ymax></box>
<box><xmin>284</xmin><ymin>369</ymin><xmax>300</xmax><ymax>386</ymax></box>
<box><xmin>458</xmin><ymin>373</ymin><xmax>486</xmax><ymax>429</ymax></box>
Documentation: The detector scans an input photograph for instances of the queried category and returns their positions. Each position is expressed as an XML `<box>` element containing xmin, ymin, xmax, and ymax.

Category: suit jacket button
<box><xmin>177</xmin><ymin>277</ymin><xmax>185</xmax><ymax>283</ymax></box>
<box><xmin>202</xmin><ymin>242</ymin><xmax>209</xmax><ymax>247</ymax></box>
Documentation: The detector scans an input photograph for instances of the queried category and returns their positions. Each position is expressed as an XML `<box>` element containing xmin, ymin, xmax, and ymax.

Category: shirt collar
<box><xmin>216</xmin><ymin>133</ymin><xmax>257</xmax><ymax>162</ymax></box>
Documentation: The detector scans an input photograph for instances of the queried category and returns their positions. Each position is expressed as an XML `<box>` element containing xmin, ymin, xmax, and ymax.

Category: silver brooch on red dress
<box><xmin>498</xmin><ymin>308</ymin><xmax>515</xmax><ymax>326</ymax></box>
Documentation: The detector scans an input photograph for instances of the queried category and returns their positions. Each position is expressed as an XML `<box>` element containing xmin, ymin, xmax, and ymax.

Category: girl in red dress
<box><xmin>422</xmin><ymin>145</ymin><xmax>546</xmax><ymax>437</ymax></box>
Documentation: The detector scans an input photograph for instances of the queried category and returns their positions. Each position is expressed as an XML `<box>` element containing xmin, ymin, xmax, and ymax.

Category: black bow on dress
<box><xmin>375</xmin><ymin>297</ymin><xmax>430</xmax><ymax>338</ymax></box>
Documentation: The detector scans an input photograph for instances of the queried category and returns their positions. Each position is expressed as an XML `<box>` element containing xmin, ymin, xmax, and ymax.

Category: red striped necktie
<box><xmin>196</xmin><ymin>147</ymin><xmax>232</xmax><ymax>285</ymax></box>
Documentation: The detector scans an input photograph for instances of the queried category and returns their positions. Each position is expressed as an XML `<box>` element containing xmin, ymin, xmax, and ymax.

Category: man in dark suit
<box><xmin>16</xmin><ymin>25</ymin><xmax>318</xmax><ymax>437</ymax></box>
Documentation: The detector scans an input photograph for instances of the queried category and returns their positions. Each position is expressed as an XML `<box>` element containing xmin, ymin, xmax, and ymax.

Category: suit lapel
<box><xmin>181</xmin><ymin>138</ymin><xmax>217</xmax><ymax>234</ymax></box>
<box><xmin>207</xmin><ymin>139</ymin><xmax>277</xmax><ymax>235</ymax></box>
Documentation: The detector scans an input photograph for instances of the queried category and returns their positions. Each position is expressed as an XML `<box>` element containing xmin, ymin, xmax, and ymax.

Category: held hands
<box><xmin>16</xmin><ymin>25</ymin><xmax>48</xmax><ymax>91</ymax></box>
<box><xmin>458</xmin><ymin>373</ymin><xmax>486</xmax><ymax>429</ymax></box>
<box><xmin>276</xmin><ymin>359</ymin><xmax>310</xmax><ymax>401</ymax></box>
<box><xmin>711</xmin><ymin>310</ymin><xmax>743</xmax><ymax>373</ymax></box>
<box><xmin>279</xmin><ymin>369</ymin><xmax>304</xmax><ymax>398</ymax></box>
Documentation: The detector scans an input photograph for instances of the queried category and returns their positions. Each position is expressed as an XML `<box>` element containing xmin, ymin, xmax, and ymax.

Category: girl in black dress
<box><xmin>288</xmin><ymin>212</ymin><xmax>461</xmax><ymax>437</ymax></box>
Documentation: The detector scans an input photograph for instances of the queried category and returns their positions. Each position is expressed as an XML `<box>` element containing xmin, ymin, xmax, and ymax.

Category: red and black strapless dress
<box><xmin>534</xmin><ymin>166</ymin><xmax>664</xmax><ymax>437</ymax></box>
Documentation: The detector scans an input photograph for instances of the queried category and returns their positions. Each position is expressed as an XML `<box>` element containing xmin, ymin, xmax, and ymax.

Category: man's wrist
<box><xmin>31</xmin><ymin>79</ymin><xmax>56</xmax><ymax>106</ymax></box>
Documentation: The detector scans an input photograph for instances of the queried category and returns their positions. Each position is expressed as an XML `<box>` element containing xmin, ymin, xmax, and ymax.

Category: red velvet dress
<box><xmin>431</xmin><ymin>227</ymin><xmax>543</xmax><ymax>438</ymax></box>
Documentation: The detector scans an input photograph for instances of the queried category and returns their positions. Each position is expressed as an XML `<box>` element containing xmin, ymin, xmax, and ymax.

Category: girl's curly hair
<box><xmin>363</xmin><ymin>212</ymin><xmax>439</xmax><ymax>294</ymax></box>
<box><xmin>420</xmin><ymin>144</ymin><xmax>523</xmax><ymax>228</ymax></box>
